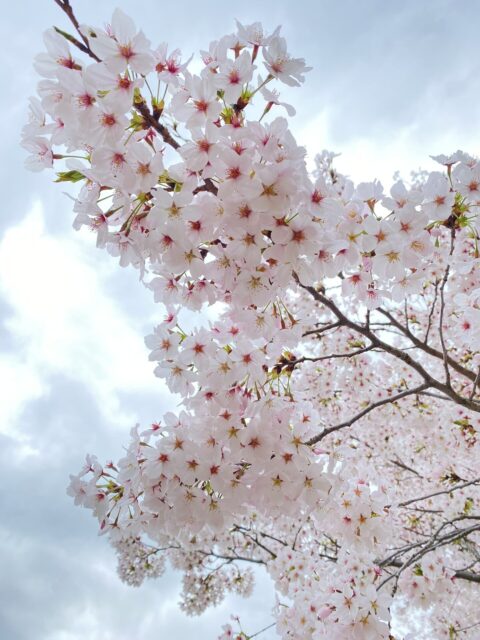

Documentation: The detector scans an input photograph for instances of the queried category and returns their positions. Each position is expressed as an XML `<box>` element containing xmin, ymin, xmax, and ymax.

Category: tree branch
<box><xmin>424</xmin><ymin>279</ymin><xmax>439</xmax><ymax>344</ymax></box>
<box><xmin>386</xmin><ymin>559</ymin><xmax>480</xmax><ymax>584</ymax></box>
<box><xmin>287</xmin><ymin>345</ymin><xmax>374</xmax><ymax>368</ymax></box>
<box><xmin>53</xmin><ymin>0</ymin><xmax>101</xmax><ymax>61</ymax></box>
<box><xmin>294</xmin><ymin>274</ymin><xmax>480</xmax><ymax>413</ymax></box>
<box><xmin>378</xmin><ymin>520</ymin><xmax>480</xmax><ymax>589</ymax></box>
<box><xmin>377</xmin><ymin>307</ymin><xmax>476</xmax><ymax>384</ymax></box>
<box><xmin>302</xmin><ymin>321</ymin><xmax>341</xmax><ymax>338</ymax></box>
<box><xmin>305</xmin><ymin>383</ymin><xmax>429</xmax><ymax>445</ymax></box>
<box><xmin>397</xmin><ymin>477</ymin><xmax>480</xmax><ymax>508</ymax></box>
<box><xmin>438</xmin><ymin>232</ymin><xmax>455</xmax><ymax>387</ymax></box>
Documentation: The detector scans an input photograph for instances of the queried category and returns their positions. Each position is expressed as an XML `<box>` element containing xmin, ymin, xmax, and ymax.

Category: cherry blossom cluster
<box><xmin>273</xmin><ymin>550</ymin><xmax>393</xmax><ymax>639</ymax></box>
<box><xmin>180</xmin><ymin>563</ymin><xmax>255</xmax><ymax>616</ymax></box>
<box><xmin>24</xmin><ymin>3</ymin><xmax>480</xmax><ymax>638</ymax></box>
<box><xmin>113</xmin><ymin>536</ymin><xmax>166</xmax><ymax>587</ymax></box>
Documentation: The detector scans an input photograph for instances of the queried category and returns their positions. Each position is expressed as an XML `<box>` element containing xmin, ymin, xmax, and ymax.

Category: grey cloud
<box><xmin>294</xmin><ymin>1</ymin><xmax>480</xmax><ymax>147</ymax></box>
<box><xmin>2</xmin><ymin>2</ymin><xmax>480</xmax><ymax>638</ymax></box>
<box><xmin>0</xmin><ymin>368</ymin><xmax>276</xmax><ymax>639</ymax></box>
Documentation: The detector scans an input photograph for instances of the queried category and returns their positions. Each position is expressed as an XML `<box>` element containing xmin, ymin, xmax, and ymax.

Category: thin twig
<box><xmin>305</xmin><ymin>383</ymin><xmax>429</xmax><ymax>445</ymax></box>
<box><xmin>397</xmin><ymin>477</ymin><xmax>480</xmax><ymax>508</ymax></box>
<box><xmin>424</xmin><ymin>279</ymin><xmax>439</xmax><ymax>344</ymax></box>
<box><xmin>378</xmin><ymin>521</ymin><xmax>480</xmax><ymax>589</ymax></box>
<box><xmin>385</xmin><ymin>559</ymin><xmax>480</xmax><ymax>585</ymax></box>
<box><xmin>293</xmin><ymin>273</ymin><xmax>480</xmax><ymax>413</ymax></box>
<box><xmin>389</xmin><ymin>457</ymin><xmax>423</xmax><ymax>478</ymax></box>
<box><xmin>53</xmin><ymin>0</ymin><xmax>101</xmax><ymax>61</ymax></box>
<box><xmin>378</xmin><ymin>307</ymin><xmax>477</xmax><ymax>384</ymax></box>
<box><xmin>302</xmin><ymin>322</ymin><xmax>341</xmax><ymax>338</ymax></box>
<box><xmin>249</xmin><ymin>622</ymin><xmax>277</xmax><ymax>639</ymax></box>
<box><xmin>438</xmin><ymin>232</ymin><xmax>455</xmax><ymax>388</ymax></box>
<box><xmin>287</xmin><ymin>345</ymin><xmax>374</xmax><ymax>368</ymax></box>
<box><xmin>469</xmin><ymin>367</ymin><xmax>480</xmax><ymax>400</ymax></box>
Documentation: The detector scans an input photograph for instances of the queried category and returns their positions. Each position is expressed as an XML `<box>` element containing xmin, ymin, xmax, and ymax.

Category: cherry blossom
<box><xmin>24</xmin><ymin>4</ymin><xmax>480</xmax><ymax>639</ymax></box>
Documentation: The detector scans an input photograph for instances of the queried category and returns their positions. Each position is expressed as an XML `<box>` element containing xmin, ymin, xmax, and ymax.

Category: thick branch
<box><xmin>377</xmin><ymin>308</ymin><xmax>476</xmax><ymax>383</ymax></box>
<box><xmin>294</xmin><ymin>275</ymin><xmax>480</xmax><ymax>414</ymax></box>
<box><xmin>134</xmin><ymin>101</ymin><xmax>218</xmax><ymax>195</ymax></box>
<box><xmin>470</xmin><ymin>367</ymin><xmax>480</xmax><ymax>400</ymax></box>
<box><xmin>134</xmin><ymin>100</ymin><xmax>181</xmax><ymax>151</ymax></box>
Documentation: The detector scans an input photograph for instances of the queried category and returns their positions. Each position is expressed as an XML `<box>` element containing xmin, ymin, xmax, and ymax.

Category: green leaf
<box><xmin>463</xmin><ymin>497</ymin><xmax>474</xmax><ymax>515</ymax></box>
<box><xmin>55</xmin><ymin>170</ymin><xmax>85</xmax><ymax>183</ymax></box>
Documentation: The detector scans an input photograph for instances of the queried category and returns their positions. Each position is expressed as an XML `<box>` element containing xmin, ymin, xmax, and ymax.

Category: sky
<box><xmin>1</xmin><ymin>1</ymin><xmax>480</xmax><ymax>638</ymax></box>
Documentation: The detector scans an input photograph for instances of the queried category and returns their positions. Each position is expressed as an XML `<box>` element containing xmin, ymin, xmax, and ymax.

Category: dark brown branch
<box><xmin>232</xmin><ymin>526</ymin><xmax>279</xmax><ymax>559</ymax></box>
<box><xmin>379</xmin><ymin>521</ymin><xmax>480</xmax><ymax>588</ymax></box>
<box><xmin>386</xmin><ymin>559</ymin><xmax>480</xmax><ymax>584</ymax></box>
<box><xmin>294</xmin><ymin>274</ymin><xmax>480</xmax><ymax>413</ymax></box>
<box><xmin>197</xmin><ymin>549</ymin><xmax>266</xmax><ymax>565</ymax></box>
<box><xmin>233</xmin><ymin>524</ymin><xmax>288</xmax><ymax>556</ymax></box>
<box><xmin>418</xmin><ymin>390</ymin><xmax>453</xmax><ymax>402</ymax></box>
<box><xmin>302</xmin><ymin>537</ymin><xmax>480</xmax><ymax>586</ymax></box>
<box><xmin>397</xmin><ymin>477</ymin><xmax>480</xmax><ymax>508</ymax></box>
<box><xmin>470</xmin><ymin>367</ymin><xmax>480</xmax><ymax>400</ymax></box>
<box><xmin>134</xmin><ymin>100</ymin><xmax>181</xmax><ymax>150</ymax></box>
<box><xmin>302</xmin><ymin>321</ymin><xmax>341</xmax><ymax>338</ymax></box>
<box><xmin>193</xmin><ymin>179</ymin><xmax>219</xmax><ymax>196</ymax></box>
<box><xmin>424</xmin><ymin>279</ymin><xmax>439</xmax><ymax>344</ymax></box>
<box><xmin>389</xmin><ymin>457</ymin><xmax>423</xmax><ymax>478</ymax></box>
<box><xmin>438</xmin><ymin>231</ymin><xmax>455</xmax><ymax>387</ymax></box>
<box><xmin>53</xmin><ymin>0</ymin><xmax>101</xmax><ymax>61</ymax></box>
<box><xmin>305</xmin><ymin>383</ymin><xmax>429</xmax><ymax>445</ymax></box>
<box><xmin>288</xmin><ymin>345</ymin><xmax>374</xmax><ymax>368</ymax></box>
<box><xmin>377</xmin><ymin>308</ymin><xmax>476</xmax><ymax>384</ymax></box>
<box><xmin>134</xmin><ymin>101</ymin><xmax>218</xmax><ymax>195</ymax></box>
<box><xmin>53</xmin><ymin>0</ymin><xmax>213</xmax><ymax>187</ymax></box>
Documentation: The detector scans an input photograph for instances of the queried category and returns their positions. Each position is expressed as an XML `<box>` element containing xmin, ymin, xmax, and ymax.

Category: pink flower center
<box><xmin>112</xmin><ymin>152</ymin><xmax>125</xmax><ymax>166</ymax></box>
<box><xmin>117</xmin><ymin>76</ymin><xmax>132</xmax><ymax>90</ymax></box>
<box><xmin>194</xmin><ymin>100</ymin><xmax>208</xmax><ymax>113</ymax></box>
<box><xmin>118</xmin><ymin>44</ymin><xmax>134</xmax><ymax>60</ymax></box>
<box><xmin>58</xmin><ymin>56</ymin><xmax>75</xmax><ymax>69</ymax></box>
<box><xmin>78</xmin><ymin>93</ymin><xmax>94</xmax><ymax>108</ymax></box>
<box><xmin>228</xmin><ymin>70</ymin><xmax>241</xmax><ymax>84</ymax></box>
<box><xmin>292</xmin><ymin>229</ymin><xmax>306</xmax><ymax>243</ymax></box>
<box><xmin>167</xmin><ymin>59</ymin><xmax>180</xmax><ymax>73</ymax></box>
<box><xmin>227</xmin><ymin>166</ymin><xmax>241</xmax><ymax>180</ymax></box>
<box><xmin>101</xmin><ymin>113</ymin><xmax>117</xmax><ymax>127</ymax></box>
<box><xmin>197</xmin><ymin>139</ymin><xmax>211</xmax><ymax>153</ymax></box>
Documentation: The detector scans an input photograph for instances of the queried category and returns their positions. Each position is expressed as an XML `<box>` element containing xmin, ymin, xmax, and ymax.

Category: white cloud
<box><xmin>4</xmin><ymin>2</ymin><xmax>480</xmax><ymax>638</ymax></box>
<box><xmin>0</xmin><ymin>357</ymin><xmax>44</xmax><ymax>438</ymax></box>
<box><xmin>0</xmin><ymin>203</ymin><xmax>168</xmax><ymax>435</ymax></box>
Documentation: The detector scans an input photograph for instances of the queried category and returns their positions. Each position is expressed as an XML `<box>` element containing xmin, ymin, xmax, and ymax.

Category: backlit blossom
<box><xmin>24</xmin><ymin>8</ymin><xmax>480</xmax><ymax>639</ymax></box>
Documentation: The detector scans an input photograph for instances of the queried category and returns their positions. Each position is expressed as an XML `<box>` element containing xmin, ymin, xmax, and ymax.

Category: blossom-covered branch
<box><xmin>23</xmin><ymin>2</ymin><xmax>480</xmax><ymax>638</ymax></box>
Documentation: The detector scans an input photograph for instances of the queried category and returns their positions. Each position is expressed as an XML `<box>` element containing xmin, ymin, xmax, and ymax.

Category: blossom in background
<box><xmin>24</xmin><ymin>7</ymin><xmax>480</xmax><ymax>640</ymax></box>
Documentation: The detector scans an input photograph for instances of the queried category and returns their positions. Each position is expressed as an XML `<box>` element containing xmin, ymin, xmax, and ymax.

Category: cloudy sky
<box><xmin>2</xmin><ymin>1</ymin><xmax>480</xmax><ymax>638</ymax></box>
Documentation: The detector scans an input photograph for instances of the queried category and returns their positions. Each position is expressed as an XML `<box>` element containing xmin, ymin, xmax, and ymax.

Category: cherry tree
<box><xmin>23</xmin><ymin>2</ymin><xmax>480</xmax><ymax>638</ymax></box>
